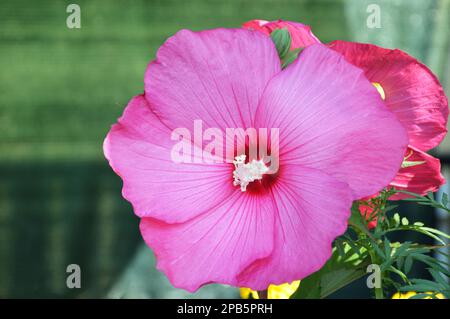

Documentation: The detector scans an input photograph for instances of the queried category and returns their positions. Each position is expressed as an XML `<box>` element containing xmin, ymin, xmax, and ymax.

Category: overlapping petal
<box><xmin>140</xmin><ymin>192</ymin><xmax>275</xmax><ymax>292</ymax></box>
<box><xmin>242</xmin><ymin>19</ymin><xmax>320</xmax><ymax>50</ymax></box>
<box><xmin>236</xmin><ymin>165</ymin><xmax>352</xmax><ymax>289</ymax></box>
<box><xmin>329</xmin><ymin>40</ymin><xmax>448</xmax><ymax>151</ymax></box>
<box><xmin>104</xmin><ymin>95</ymin><xmax>235</xmax><ymax>223</ymax></box>
<box><xmin>144</xmin><ymin>28</ymin><xmax>281</xmax><ymax>132</ymax></box>
<box><xmin>254</xmin><ymin>44</ymin><xmax>409</xmax><ymax>200</ymax></box>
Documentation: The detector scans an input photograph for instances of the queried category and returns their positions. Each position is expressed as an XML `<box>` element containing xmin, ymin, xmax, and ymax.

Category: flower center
<box><xmin>232</xmin><ymin>155</ymin><xmax>269</xmax><ymax>192</ymax></box>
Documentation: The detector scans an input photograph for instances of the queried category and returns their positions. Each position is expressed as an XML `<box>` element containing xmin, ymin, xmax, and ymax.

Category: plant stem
<box><xmin>375</xmin><ymin>286</ymin><xmax>384</xmax><ymax>299</ymax></box>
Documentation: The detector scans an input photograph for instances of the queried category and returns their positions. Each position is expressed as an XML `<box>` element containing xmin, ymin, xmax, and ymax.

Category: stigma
<box><xmin>233</xmin><ymin>155</ymin><xmax>269</xmax><ymax>192</ymax></box>
<box><xmin>372</xmin><ymin>82</ymin><xmax>386</xmax><ymax>100</ymax></box>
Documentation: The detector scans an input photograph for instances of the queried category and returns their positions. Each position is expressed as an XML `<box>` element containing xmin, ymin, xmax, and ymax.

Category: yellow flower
<box><xmin>240</xmin><ymin>281</ymin><xmax>300</xmax><ymax>299</ymax></box>
<box><xmin>392</xmin><ymin>291</ymin><xmax>445</xmax><ymax>299</ymax></box>
<box><xmin>240</xmin><ymin>287</ymin><xmax>259</xmax><ymax>299</ymax></box>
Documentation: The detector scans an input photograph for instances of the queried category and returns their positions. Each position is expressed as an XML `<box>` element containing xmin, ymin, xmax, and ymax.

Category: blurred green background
<box><xmin>0</xmin><ymin>0</ymin><xmax>449</xmax><ymax>298</ymax></box>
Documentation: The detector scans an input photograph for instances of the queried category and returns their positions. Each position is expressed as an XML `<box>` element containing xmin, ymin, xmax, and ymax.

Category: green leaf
<box><xmin>291</xmin><ymin>243</ymin><xmax>370</xmax><ymax>299</ymax></box>
<box><xmin>384</xmin><ymin>238</ymin><xmax>392</xmax><ymax>259</ymax></box>
<box><xmin>320</xmin><ymin>268</ymin><xmax>367</xmax><ymax>297</ymax></box>
<box><xmin>281</xmin><ymin>48</ymin><xmax>301</xmax><ymax>69</ymax></box>
<box><xmin>368</xmin><ymin>237</ymin><xmax>385</xmax><ymax>259</ymax></box>
<box><xmin>428</xmin><ymin>269</ymin><xmax>449</xmax><ymax>287</ymax></box>
<box><xmin>420</xmin><ymin>227</ymin><xmax>450</xmax><ymax>240</ymax></box>
<box><xmin>404</xmin><ymin>255</ymin><xmax>413</xmax><ymax>274</ymax></box>
<box><xmin>290</xmin><ymin>270</ymin><xmax>322</xmax><ymax>299</ymax></box>
<box><xmin>412</xmin><ymin>254</ymin><xmax>450</xmax><ymax>276</ymax></box>
<box><xmin>270</xmin><ymin>28</ymin><xmax>291</xmax><ymax>59</ymax></box>
<box><xmin>396</xmin><ymin>256</ymin><xmax>404</xmax><ymax>270</ymax></box>
<box><xmin>386</xmin><ymin>225</ymin><xmax>447</xmax><ymax>245</ymax></box>
<box><xmin>386</xmin><ymin>266</ymin><xmax>409</xmax><ymax>283</ymax></box>
<box><xmin>442</xmin><ymin>193</ymin><xmax>448</xmax><ymax>207</ymax></box>
<box><xmin>393</xmin><ymin>242</ymin><xmax>411</xmax><ymax>258</ymax></box>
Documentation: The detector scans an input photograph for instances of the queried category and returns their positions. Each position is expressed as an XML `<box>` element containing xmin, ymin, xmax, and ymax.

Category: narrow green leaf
<box><xmin>428</xmin><ymin>269</ymin><xmax>449</xmax><ymax>287</ymax></box>
<box><xmin>442</xmin><ymin>193</ymin><xmax>448</xmax><ymax>207</ymax></box>
<box><xmin>404</xmin><ymin>256</ymin><xmax>413</xmax><ymax>274</ymax></box>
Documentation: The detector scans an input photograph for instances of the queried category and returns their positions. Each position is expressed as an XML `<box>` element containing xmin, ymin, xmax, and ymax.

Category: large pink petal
<box><xmin>329</xmin><ymin>40</ymin><xmax>448</xmax><ymax>151</ymax></box>
<box><xmin>390</xmin><ymin>146</ymin><xmax>445</xmax><ymax>200</ymax></box>
<box><xmin>144</xmin><ymin>28</ymin><xmax>281</xmax><ymax>132</ymax></box>
<box><xmin>236</xmin><ymin>165</ymin><xmax>352</xmax><ymax>290</ymax></box>
<box><xmin>242</xmin><ymin>19</ymin><xmax>320</xmax><ymax>50</ymax></box>
<box><xmin>254</xmin><ymin>44</ymin><xmax>408</xmax><ymax>200</ymax></box>
<box><xmin>140</xmin><ymin>192</ymin><xmax>275</xmax><ymax>292</ymax></box>
<box><xmin>104</xmin><ymin>95</ymin><xmax>235</xmax><ymax>223</ymax></box>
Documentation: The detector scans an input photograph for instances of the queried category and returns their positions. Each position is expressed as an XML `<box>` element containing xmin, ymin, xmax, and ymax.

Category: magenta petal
<box><xmin>236</xmin><ymin>165</ymin><xmax>352</xmax><ymax>290</ymax></box>
<box><xmin>390</xmin><ymin>146</ymin><xmax>445</xmax><ymax>200</ymax></box>
<box><xmin>104</xmin><ymin>95</ymin><xmax>235</xmax><ymax>223</ymax></box>
<box><xmin>255</xmin><ymin>44</ymin><xmax>408</xmax><ymax>200</ymax></box>
<box><xmin>329</xmin><ymin>40</ymin><xmax>449</xmax><ymax>151</ymax></box>
<box><xmin>241</xmin><ymin>20</ymin><xmax>271</xmax><ymax>36</ymax></box>
<box><xmin>144</xmin><ymin>28</ymin><xmax>281</xmax><ymax>131</ymax></box>
<box><xmin>140</xmin><ymin>192</ymin><xmax>275</xmax><ymax>292</ymax></box>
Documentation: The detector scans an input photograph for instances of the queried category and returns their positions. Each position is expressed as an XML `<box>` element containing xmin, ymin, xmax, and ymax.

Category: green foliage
<box><xmin>270</xmin><ymin>28</ymin><xmax>302</xmax><ymax>69</ymax></box>
<box><xmin>291</xmin><ymin>189</ymin><xmax>450</xmax><ymax>299</ymax></box>
<box><xmin>290</xmin><ymin>243</ymin><xmax>369</xmax><ymax>299</ymax></box>
<box><xmin>400</xmin><ymin>190</ymin><xmax>450</xmax><ymax>213</ymax></box>
<box><xmin>281</xmin><ymin>49</ymin><xmax>302</xmax><ymax>69</ymax></box>
<box><xmin>270</xmin><ymin>28</ymin><xmax>292</xmax><ymax>59</ymax></box>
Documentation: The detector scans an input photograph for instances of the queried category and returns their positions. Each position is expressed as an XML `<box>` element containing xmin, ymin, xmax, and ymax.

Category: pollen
<box><xmin>233</xmin><ymin>155</ymin><xmax>269</xmax><ymax>192</ymax></box>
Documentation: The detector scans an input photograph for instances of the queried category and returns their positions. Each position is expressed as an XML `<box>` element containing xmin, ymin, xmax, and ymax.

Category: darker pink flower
<box><xmin>243</xmin><ymin>19</ymin><xmax>320</xmax><ymax>50</ymax></box>
<box><xmin>245</xmin><ymin>21</ymin><xmax>448</xmax><ymax>202</ymax></box>
<box><xmin>104</xmin><ymin>28</ymin><xmax>407</xmax><ymax>291</ymax></box>
<box><xmin>389</xmin><ymin>146</ymin><xmax>444</xmax><ymax>199</ymax></box>
<box><xmin>328</xmin><ymin>41</ymin><xmax>448</xmax><ymax>200</ymax></box>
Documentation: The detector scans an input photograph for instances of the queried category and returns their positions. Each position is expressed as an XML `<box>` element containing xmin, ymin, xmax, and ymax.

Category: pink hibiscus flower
<box><xmin>104</xmin><ymin>28</ymin><xmax>407</xmax><ymax>291</ymax></box>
